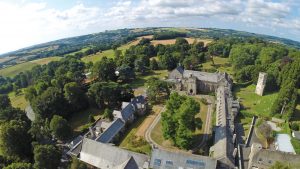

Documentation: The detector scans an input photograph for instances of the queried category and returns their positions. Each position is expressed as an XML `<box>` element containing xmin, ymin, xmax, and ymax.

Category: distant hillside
<box><xmin>1</xmin><ymin>27</ymin><xmax>299</xmax><ymax>68</ymax></box>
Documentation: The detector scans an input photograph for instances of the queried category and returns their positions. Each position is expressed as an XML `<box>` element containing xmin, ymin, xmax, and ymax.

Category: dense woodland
<box><xmin>0</xmin><ymin>30</ymin><xmax>300</xmax><ymax>168</ymax></box>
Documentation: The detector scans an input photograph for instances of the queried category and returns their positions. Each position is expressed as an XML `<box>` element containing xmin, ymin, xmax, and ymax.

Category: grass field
<box><xmin>234</xmin><ymin>84</ymin><xmax>278</xmax><ymax>117</ymax></box>
<box><xmin>0</xmin><ymin>57</ymin><xmax>61</xmax><ymax>77</ymax></box>
<box><xmin>69</xmin><ymin>107</ymin><xmax>103</xmax><ymax>133</ymax></box>
<box><xmin>201</xmin><ymin>57</ymin><xmax>233</xmax><ymax>75</ymax></box>
<box><xmin>8</xmin><ymin>91</ymin><xmax>28</xmax><ymax>110</ymax></box>
<box><xmin>118</xmin><ymin>114</ymin><xmax>152</xmax><ymax>155</ymax></box>
<box><xmin>129</xmin><ymin>70</ymin><xmax>168</xmax><ymax>88</ymax></box>
<box><xmin>81</xmin><ymin>39</ymin><xmax>141</xmax><ymax>63</ymax></box>
<box><xmin>151</xmin><ymin>38</ymin><xmax>212</xmax><ymax>46</ymax></box>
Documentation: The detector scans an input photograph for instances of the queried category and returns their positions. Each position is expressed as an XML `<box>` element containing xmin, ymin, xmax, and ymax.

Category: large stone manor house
<box><xmin>167</xmin><ymin>66</ymin><xmax>233</xmax><ymax>95</ymax></box>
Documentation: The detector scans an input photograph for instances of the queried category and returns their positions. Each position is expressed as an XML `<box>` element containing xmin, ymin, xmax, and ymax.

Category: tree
<box><xmin>92</xmin><ymin>57</ymin><xmax>117</xmax><ymax>81</ymax></box>
<box><xmin>150</xmin><ymin>58</ymin><xmax>159</xmax><ymax>70</ymax></box>
<box><xmin>0</xmin><ymin>120</ymin><xmax>32</xmax><ymax>160</ymax></box>
<box><xmin>146</xmin><ymin>77</ymin><xmax>170</xmax><ymax>103</ymax></box>
<box><xmin>159</xmin><ymin>51</ymin><xmax>177</xmax><ymax>70</ymax></box>
<box><xmin>116</xmin><ymin>64</ymin><xmax>135</xmax><ymax>83</ymax></box>
<box><xmin>33</xmin><ymin>145</ymin><xmax>61</xmax><ymax>169</ymax></box>
<box><xmin>4</xmin><ymin>163</ymin><xmax>33</xmax><ymax>169</ymax></box>
<box><xmin>70</xmin><ymin>158</ymin><xmax>87</xmax><ymax>169</ymax></box>
<box><xmin>50</xmin><ymin>115</ymin><xmax>72</xmax><ymax>141</ymax></box>
<box><xmin>0</xmin><ymin>94</ymin><xmax>10</xmax><ymax>110</ymax></box>
<box><xmin>161</xmin><ymin>92</ymin><xmax>200</xmax><ymax>149</ymax></box>
<box><xmin>64</xmin><ymin>82</ymin><xmax>88</xmax><ymax>111</ymax></box>
<box><xmin>134</xmin><ymin>57</ymin><xmax>148</xmax><ymax>74</ymax></box>
<box><xmin>29</xmin><ymin>117</ymin><xmax>51</xmax><ymax>142</ymax></box>
<box><xmin>88</xmin><ymin>82</ymin><xmax>133</xmax><ymax>109</ymax></box>
<box><xmin>103</xmin><ymin>108</ymin><xmax>113</xmax><ymax>121</ymax></box>
<box><xmin>88</xmin><ymin>115</ymin><xmax>95</xmax><ymax>123</ymax></box>
<box><xmin>31</xmin><ymin>87</ymin><xmax>68</xmax><ymax>119</ymax></box>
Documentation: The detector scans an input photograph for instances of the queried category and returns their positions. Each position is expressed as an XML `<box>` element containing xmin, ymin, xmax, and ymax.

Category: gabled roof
<box><xmin>150</xmin><ymin>149</ymin><xmax>217</xmax><ymax>169</ymax></box>
<box><xmin>183</xmin><ymin>70</ymin><xmax>219</xmax><ymax>83</ymax></box>
<box><xmin>120</xmin><ymin>103</ymin><xmax>135</xmax><ymax>121</ymax></box>
<box><xmin>131</xmin><ymin>95</ymin><xmax>146</xmax><ymax>110</ymax></box>
<box><xmin>175</xmin><ymin>66</ymin><xmax>184</xmax><ymax>74</ymax></box>
<box><xmin>80</xmin><ymin>138</ymin><xmax>149</xmax><ymax>169</ymax></box>
<box><xmin>96</xmin><ymin>118</ymin><xmax>125</xmax><ymax>143</ymax></box>
<box><xmin>114</xmin><ymin>156</ymin><xmax>139</xmax><ymax>169</ymax></box>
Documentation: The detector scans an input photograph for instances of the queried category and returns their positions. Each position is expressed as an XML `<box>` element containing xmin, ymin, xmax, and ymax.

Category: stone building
<box><xmin>167</xmin><ymin>66</ymin><xmax>232</xmax><ymax>95</ymax></box>
<box><xmin>168</xmin><ymin>67</ymin><xmax>239</xmax><ymax>168</ymax></box>
<box><xmin>255</xmin><ymin>72</ymin><xmax>267</xmax><ymax>96</ymax></box>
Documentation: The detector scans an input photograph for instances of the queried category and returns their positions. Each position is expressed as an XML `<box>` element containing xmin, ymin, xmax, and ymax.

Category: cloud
<box><xmin>0</xmin><ymin>2</ymin><xmax>102</xmax><ymax>54</ymax></box>
<box><xmin>0</xmin><ymin>0</ymin><xmax>299</xmax><ymax>54</ymax></box>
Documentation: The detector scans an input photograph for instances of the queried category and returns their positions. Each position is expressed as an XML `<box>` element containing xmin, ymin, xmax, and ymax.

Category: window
<box><xmin>186</xmin><ymin>159</ymin><xmax>205</xmax><ymax>167</ymax></box>
<box><xmin>154</xmin><ymin>159</ymin><xmax>161</xmax><ymax>166</ymax></box>
<box><xmin>166</xmin><ymin>160</ymin><xmax>173</xmax><ymax>166</ymax></box>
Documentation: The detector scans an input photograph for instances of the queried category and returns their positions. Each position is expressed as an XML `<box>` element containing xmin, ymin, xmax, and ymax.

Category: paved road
<box><xmin>145</xmin><ymin>95</ymin><xmax>215</xmax><ymax>153</ymax></box>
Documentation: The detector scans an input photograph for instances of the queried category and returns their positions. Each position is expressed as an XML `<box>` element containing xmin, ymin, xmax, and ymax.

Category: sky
<box><xmin>0</xmin><ymin>0</ymin><xmax>299</xmax><ymax>54</ymax></box>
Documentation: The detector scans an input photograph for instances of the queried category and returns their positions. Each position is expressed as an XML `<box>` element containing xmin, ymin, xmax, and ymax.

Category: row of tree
<box><xmin>161</xmin><ymin>92</ymin><xmax>200</xmax><ymax>149</ymax></box>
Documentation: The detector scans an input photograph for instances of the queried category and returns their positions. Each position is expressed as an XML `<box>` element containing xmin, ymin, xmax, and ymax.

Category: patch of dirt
<box><xmin>136</xmin><ymin>105</ymin><xmax>163</xmax><ymax>137</ymax></box>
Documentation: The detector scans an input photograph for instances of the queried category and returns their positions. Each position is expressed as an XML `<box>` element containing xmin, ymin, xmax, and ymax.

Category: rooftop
<box><xmin>96</xmin><ymin>118</ymin><xmax>125</xmax><ymax>143</ymax></box>
<box><xmin>80</xmin><ymin>138</ymin><xmax>149</xmax><ymax>169</ymax></box>
<box><xmin>150</xmin><ymin>149</ymin><xmax>217</xmax><ymax>169</ymax></box>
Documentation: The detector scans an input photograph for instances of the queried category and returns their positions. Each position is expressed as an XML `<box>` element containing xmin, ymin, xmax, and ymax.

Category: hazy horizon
<box><xmin>0</xmin><ymin>0</ymin><xmax>299</xmax><ymax>54</ymax></box>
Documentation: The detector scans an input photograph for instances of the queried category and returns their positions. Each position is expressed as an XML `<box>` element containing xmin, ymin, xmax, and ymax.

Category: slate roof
<box><xmin>183</xmin><ymin>70</ymin><xmax>219</xmax><ymax>83</ymax></box>
<box><xmin>120</xmin><ymin>103</ymin><xmax>135</xmax><ymax>121</ymax></box>
<box><xmin>131</xmin><ymin>95</ymin><xmax>146</xmax><ymax>110</ymax></box>
<box><xmin>80</xmin><ymin>138</ymin><xmax>149</xmax><ymax>169</ymax></box>
<box><xmin>150</xmin><ymin>149</ymin><xmax>217</xmax><ymax>169</ymax></box>
<box><xmin>176</xmin><ymin>66</ymin><xmax>184</xmax><ymax>74</ymax></box>
<box><xmin>96</xmin><ymin>118</ymin><xmax>125</xmax><ymax>143</ymax></box>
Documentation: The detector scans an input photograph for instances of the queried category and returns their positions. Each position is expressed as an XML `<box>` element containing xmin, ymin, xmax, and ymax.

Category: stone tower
<box><xmin>255</xmin><ymin>72</ymin><xmax>267</xmax><ymax>96</ymax></box>
<box><xmin>186</xmin><ymin>73</ymin><xmax>197</xmax><ymax>95</ymax></box>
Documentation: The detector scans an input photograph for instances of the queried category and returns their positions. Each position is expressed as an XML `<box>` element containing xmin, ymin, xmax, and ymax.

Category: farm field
<box><xmin>81</xmin><ymin>39</ymin><xmax>142</xmax><ymax>63</ymax></box>
<box><xmin>151</xmin><ymin>38</ymin><xmax>212</xmax><ymax>46</ymax></box>
<box><xmin>0</xmin><ymin>56</ymin><xmax>61</xmax><ymax>77</ymax></box>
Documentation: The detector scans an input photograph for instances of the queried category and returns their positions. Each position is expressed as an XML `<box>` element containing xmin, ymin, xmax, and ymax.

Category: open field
<box><xmin>0</xmin><ymin>57</ymin><xmax>61</xmax><ymax>77</ymax></box>
<box><xmin>8</xmin><ymin>91</ymin><xmax>28</xmax><ymax>110</ymax></box>
<box><xmin>129</xmin><ymin>70</ymin><xmax>168</xmax><ymax>88</ymax></box>
<box><xmin>69</xmin><ymin>107</ymin><xmax>103</xmax><ymax>133</ymax></box>
<box><xmin>234</xmin><ymin>84</ymin><xmax>278</xmax><ymax>117</ymax></box>
<box><xmin>118</xmin><ymin>113</ymin><xmax>152</xmax><ymax>155</ymax></box>
<box><xmin>150</xmin><ymin>100</ymin><xmax>208</xmax><ymax>150</ymax></box>
<box><xmin>0</xmin><ymin>57</ymin><xmax>15</xmax><ymax>64</ymax></box>
<box><xmin>201</xmin><ymin>57</ymin><xmax>233</xmax><ymax>75</ymax></box>
<box><xmin>81</xmin><ymin>39</ymin><xmax>142</xmax><ymax>63</ymax></box>
<box><xmin>151</xmin><ymin>38</ymin><xmax>212</xmax><ymax>46</ymax></box>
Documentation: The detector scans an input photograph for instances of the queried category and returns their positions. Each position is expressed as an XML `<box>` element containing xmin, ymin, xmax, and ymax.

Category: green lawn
<box><xmin>8</xmin><ymin>91</ymin><xmax>28</xmax><ymax>110</ymax></box>
<box><xmin>69</xmin><ymin>107</ymin><xmax>103</xmax><ymax>134</ymax></box>
<box><xmin>129</xmin><ymin>70</ymin><xmax>168</xmax><ymax>88</ymax></box>
<box><xmin>118</xmin><ymin>115</ymin><xmax>151</xmax><ymax>155</ymax></box>
<box><xmin>201</xmin><ymin>57</ymin><xmax>233</xmax><ymax>75</ymax></box>
<box><xmin>0</xmin><ymin>57</ymin><xmax>61</xmax><ymax>77</ymax></box>
<box><xmin>234</xmin><ymin>84</ymin><xmax>278</xmax><ymax>117</ymax></box>
<box><xmin>81</xmin><ymin>40</ymin><xmax>139</xmax><ymax>63</ymax></box>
